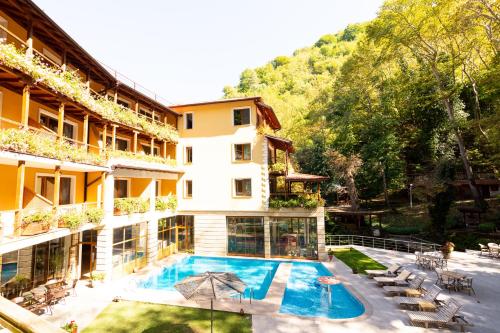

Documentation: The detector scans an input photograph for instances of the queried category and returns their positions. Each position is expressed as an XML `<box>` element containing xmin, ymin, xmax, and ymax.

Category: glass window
<box><xmin>185</xmin><ymin>180</ymin><xmax>193</xmax><ymax>198</ymax></box>
<box><xmin>112</xmin><ymin>223</ymin><xmax>148</xmax><ymax>277</ymax></box>
<box><xmin>40</xmin><ymin>112</ymin><xmax>75</xmax><ymax>139</ymax></box>
<box><xmin>37</xmin><ymin>175</ymin><xmax>73</xmax><ymax>205</ymax></box>
<box><xmin>114</xmin><ymin>179</ymin><xmax>128</xmax><ymax>198</ymax></box>
<box><xmin>234</xmin><ymin>144</ymin><xmax>251</xmax><ymax>161</ymax></box>
<box><xmin>235</xmin><ymin>179</ymin><xmax>252</xmax><ymax>196</ymax></box>
<box><xmin>185</xmin><ymin>146</ymin><xmax>193</xmax><ymax>164</ymax></box>
<box><xmin>142</xmin><ymin>144</ymin><xmax>160</xmax><ymax>156</ymax></box>
<box><xmin>233</xmin><ymin>108</ymin><xmax>250</xmax><ymax>126</ymax></box>
<box><xmin>105</xmin><ymin>136</ymin><xmax>129</xmax><ymax>151</ymax></box>
<box><xmin>227</xmin><ymin>217</ymin><xmax>264</xmax><ymax>257</ymax></box>
<box><xmin>117</xmin><ymin>99</ymin><xmax>130</xmax><ymax>109</ymax></box>
<box><xmin>270</xmin><ymin>217</ymin><xmax>318</xmax><ymax>259</ymax></box>
<box><xmin>185</xmin><ymin>113</ymin><xmax>193</xmax><ymax>129</ymax></box>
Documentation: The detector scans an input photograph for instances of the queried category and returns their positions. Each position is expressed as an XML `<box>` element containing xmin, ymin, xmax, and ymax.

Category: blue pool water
<box><xmin>280</xmin><ymin>262</ymin><xmax>365</xmax><ymax>319</ymax></box>
<box><xmin>137</xmin><ymin>256</ymin><xmax>280</xmax><ymax>299</ymax></box>
<box><xmin>1</xmin><ymin>262</ymin><xmax>17</xmax><ymax>284</ymax></box>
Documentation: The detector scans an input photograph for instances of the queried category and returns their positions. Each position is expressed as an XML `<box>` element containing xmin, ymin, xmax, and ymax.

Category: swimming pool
<box><xmin>280</xmin><ymin>262</ymin><xmax>365</xmax><ymax>319</ymax></box>
<box><xmin>137</xmin><ymin>256</ymin><xmax>280</xmax><ymax>299</ymax></box>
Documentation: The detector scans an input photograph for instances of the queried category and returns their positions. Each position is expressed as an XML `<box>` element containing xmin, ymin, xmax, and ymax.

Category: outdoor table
<box><xmin>317</xmin><ymin>276</ymin><xmax>342</xmax><ymax>306</ymax></box>
<box><xmin>441</xmin><ymin>270</ymin><xmax>466</xmax><ymax>291</ymax></box>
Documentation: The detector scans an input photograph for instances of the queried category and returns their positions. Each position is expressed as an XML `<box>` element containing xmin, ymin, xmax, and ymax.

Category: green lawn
<box><xmin>331</xmin><ymin>248</ymin><xmax>386</xmax><ymax>274</ymax></box>
<box><xmin>81</xmin><ymin>301</ymin><xmax>252</xmax><ymax>333</ymax></box>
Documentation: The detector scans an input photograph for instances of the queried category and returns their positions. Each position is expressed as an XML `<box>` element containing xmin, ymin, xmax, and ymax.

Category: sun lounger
<box><xmin>383</xmin><ymin>275</ymin><xmax>425</xmax><ymax>296</ymax></box>
<box><xmin>393</xmin><ymin>284</ymin><xmax>442</xmax><ymax>309</ymax></box>
<box><xmin>373</xmin><ymin>269</ymin><xmax>412</xmax><ymax>286</ymax></box>
<box><xmin>407</xmin><ymin>298</ymin><xmax>462</xmax><ymax>328</ymax></box>
<box><xmin>365</xmin><ymin>263</ymin><xmax>401</xmax><ymax>278</ymax></box>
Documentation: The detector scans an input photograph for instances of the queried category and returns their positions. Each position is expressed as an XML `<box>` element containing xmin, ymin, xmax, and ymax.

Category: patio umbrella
<box><xmin>174</xmin><ymin>271</ymin><xmax>246</xmax><ymax>333</ymax></box>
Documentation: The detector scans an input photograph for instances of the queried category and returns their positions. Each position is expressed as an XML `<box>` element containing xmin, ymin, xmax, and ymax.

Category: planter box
<box><xmin>20</xmin><ymin>222</ymin><xmax>50</xmax><ymax>236</ymax></box>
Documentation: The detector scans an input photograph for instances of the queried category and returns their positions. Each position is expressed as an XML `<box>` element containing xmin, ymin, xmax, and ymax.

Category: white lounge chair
<box><xmin>366</xmin><ymin>263</ymin><xmax>401</xmax><ymax>278</ymax></box>
<box><xmin>383</xmin><ymin>275</ymin><xmax>425</xmax><ymax>296</ymax></box>
<box><xmin>374</xmin><ymin>269</ymin><xmax>412</xmax><ymax>286</ymax></box>
<box><xmin>393</xmin><ymin>284</ymin><xmax>442</xmax><ymax>309</ymax></box>
<box><xmin>407</xmin><ymin>298</ymin><xmax>462</xmax><ymax>328</ymax></box>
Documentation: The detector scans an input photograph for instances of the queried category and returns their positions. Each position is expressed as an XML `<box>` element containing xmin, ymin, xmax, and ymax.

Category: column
<box><xmin>82</xmin><ymin>114</ymin><xmax>89</xmax><ymax>150</ymax></box>
<box><xmin>53</xmin><ymin>166</ymin><xmax>61</xmax><ymax>210</ymax></box>
<box><xmin>95</xmin><ymin>227</ymin><xmax>113</xmax><ymax>280</ymax></box>
<box><xmin>264</xmin><ymin>216</ymin><xmax>271</xmax><ymax>258</ymax></box>
<box><xmin>57</xmin><ymin>103</ymin><xmax>65</xmax><ymax>140</ymax></box>
<box><xmin>14</xmin><ymin>161</ymin><xmax>26</xmax><ymax>235</ymax></box>
<box><xmin>133</xmin><ymin>131</ymin><xmax>138</xmax><ymax>154</ymax></box>
<box><xmin>26</xmin><ymin>21</ymin><xmax>33</xmax><ymax>57</ymax></box>
<box><xmin>316</xmin><ymin>207</ymin><xmax>327</xmax><ymax>261</ymax></box>
<box><xmin>146</xmin><ymin>178</ymin><xmax>158</xmax><ymax>264</ymax></box>
<box><xmin>162</xmin><ymin>141</ymin><xmax>167</xmax><ymax>159</ymax></box>
<box><xmin>111</xmin><ymin>125</ymin><xmax>117</xmax><ymax>151</ymax></box>
<box><xmin>102</xmin><ymin>124</ymin><xmax>107</xmax><ymax>152</ymax></box>
<box><xmin>21</xmin><ymin>85</ymin><xmax>30</xmax><ymax>128</ymax></box>
<box><xmin>150</xmin><ymin>137</ymin><xmax>155</xmax><ymax>156</ymax></box>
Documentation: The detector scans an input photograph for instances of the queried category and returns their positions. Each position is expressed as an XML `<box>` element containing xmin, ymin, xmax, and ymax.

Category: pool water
<box><xmin>1</xmin><ymin>262</ymin><xmax>17</xmax><ymax>284</ymax></box>
<box><xmin>280</xmin><ymin>262</ymin><xmax>365</xmax><ymax>319</ymax></box>
<box><xmin>137</xmin><ymin>256</ymin><xmax>280</xmax><ymax>299</ymax></box>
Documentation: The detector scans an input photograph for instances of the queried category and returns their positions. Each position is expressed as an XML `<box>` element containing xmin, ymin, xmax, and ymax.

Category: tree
<box><xmin>325</xmin><ymin>150</ymin><xmax>362</xmax><ymax>210</ymax></box>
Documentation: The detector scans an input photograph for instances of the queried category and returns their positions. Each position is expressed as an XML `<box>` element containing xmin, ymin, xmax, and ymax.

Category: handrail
<box><xmin>325</xmin><ymin>234</ymin><xmax>441</xmax><ymax>253</ymax></box>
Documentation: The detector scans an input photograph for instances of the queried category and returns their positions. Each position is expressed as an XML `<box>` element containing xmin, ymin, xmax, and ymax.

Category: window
<box><xmin>270</xmin><ymin>218</ymin><xmax>318</xmax><ymax>259</ymax></box>
<box><xmin>227</xmin><ymin>217</ymin><xmax>264</xmax><ymax>257</ymax></box>
<box><xmin>36</xmin><ymin>174</ymin><xmax>74</xmax><ymax>205</ymax></box>
<box><xmin>235</xmin><ymin>179</ymin><xmax>252</xmax><ymax>197</ymax></box>
<box><xmin>142</xmin><ymin>144</ymin><xmax>159</xmax><ymax>156</ymax></box>
<box><xmin>139</xmin><ymin>108</ymin><xmax>161</xmax><ymax>122</ymax></box>
<box><xmin>112</xmin><ymin>223</ymin><xmax>147</xmax><ymax>278</ymax></box>
<box><xmin>105</xmin><ymin>136</ymin><xmax>129</xmax><ymax>151</ymax></box>
<box><xmin>185</xmin><ymin>146</ymin><xmax>193</xmax><ymax>164</ymax></box>
<box><xmin>117</xmin><ymin>99</ymin><xmax>130</xmax><ymax>109</ymax></box>
<box><xmin>39</xmin><ymin>110</ymin><xmax>77</xmax><ymax>140</ymax></box>
<box><xmin>233</xmin><ymin>108</ymin><xmax>250</xmax><ymax>126</ymax></box>
<box><xmin>114</xmin><ymin>179</ymin><xmax>129</xmax><ymax>198</ymax></box>
<box><xmin>234</xmin><ymin>144</ymin><xmax>251</xmax><ymax>161</ymax></box>
<box><xmin>185</xmin><ymin>180</ymin><xmax>193</xmax><ymax>198</ymax></box>
<box><xmin>185</xmin><ymin>113</ymin><xmax>193</xmax><ymax>129</ymax></box>
<box><xmin>42</xmin><ymin>48</ymin><xmax>62</xmax><ymax>66</ymax></box>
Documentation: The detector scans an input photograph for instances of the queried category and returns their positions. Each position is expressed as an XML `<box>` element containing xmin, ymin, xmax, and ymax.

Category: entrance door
<box><xmin>80</xmin><ymin>230</ymin><xmax>97</xmax><ymax>277</ymax></box>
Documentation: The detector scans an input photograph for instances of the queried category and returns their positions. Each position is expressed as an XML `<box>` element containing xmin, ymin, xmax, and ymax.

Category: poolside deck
<box><xmin>40</xmin><ymin>247</ymin><xmax>500</xmax><ymax>332</ymax></box>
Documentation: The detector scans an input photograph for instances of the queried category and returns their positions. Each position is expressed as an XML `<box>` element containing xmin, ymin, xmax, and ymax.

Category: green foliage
<box><xmin>0</xmin><ymin>43</ymin><xmax>178</xmax><ymax>143</ymax></box>
<box><xmin>58</xmin><ymin>212</ymin><xmax>86</xmax><ymax>230</ymax></box>
<box><xmin>269</xmin><ymin>194</ymin><xmax>324</xmax><ymax>209</ymax></box>
<box><xmin>86</xmin><ymin>207</ymin><xmax>104</xmax><ymax>225</ymax></box>
<box><xmin>268</xmin><ymin>162</ymin><xmax>286</xmax><ymax>173</ymax></box>
<box><xmin>478</xmin><ymin>223</ymin><xmax>496</xmax><ymax>233</ymax></box>
<box><xmin>108</xmin><ymin>150</ymin><xmax>177</xmax><ymax>167</ymax></box>
<box><xmin>114</xmin><ymin>198</ymin><xmax>149</xmax><ymax>214</ymax></box>
<box><xmin>449</xmin><ymin>232</ymin><xmax>500</xmax><ymax>252</ymax></box>
<box><xmin>155</xmin><ymin>196</ymin><xmax>177</xmax><ymax>211</ymax></box>
<box><xmin>22</xmin><ymin>211</ymin><xmax>53</xmax><ymax>228</ymax></box>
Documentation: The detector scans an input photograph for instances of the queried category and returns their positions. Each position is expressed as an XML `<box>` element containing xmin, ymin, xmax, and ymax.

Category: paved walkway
<box><xmin>41</xmin><ymin>248</ymin><xmax>500</xmax><ymax>332</ymax></box>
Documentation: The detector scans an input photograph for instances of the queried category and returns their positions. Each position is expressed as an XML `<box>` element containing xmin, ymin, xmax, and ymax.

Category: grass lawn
<box><xmin>81</xmin><ymin>301</ymin><xmax>252</xmax><ymax>333</ymax></box>
<box><xmin>331</xmin><ymin>248</ymin><xmax>386</xmax><ymax>274</ymax></box>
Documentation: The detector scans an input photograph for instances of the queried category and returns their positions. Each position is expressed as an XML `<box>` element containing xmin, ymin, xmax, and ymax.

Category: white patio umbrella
<box><xmin>174</xmin><ymin>271</ymin><xmax>246</xmax><ymax>333</ymax></box>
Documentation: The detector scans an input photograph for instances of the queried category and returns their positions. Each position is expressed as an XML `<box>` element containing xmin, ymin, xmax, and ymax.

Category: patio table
<box><xmin>317</xmin><ymin>276</ymin><xmax>342</xmax><ymax>306</ymax></box>
<box><xmin>441</xmin><ymin>270</ymin><xmax>466</xmax><ymax>291</ymax></box>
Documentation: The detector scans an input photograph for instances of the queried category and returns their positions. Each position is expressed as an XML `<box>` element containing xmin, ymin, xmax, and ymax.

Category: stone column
<box><xmin>95</xmin><ymin>227</ymin><xmax>113</xmax><ymax>280</ymax></box>
<box><xmin>264</xmin><ymin>216</ymin><xmax>271</xmax><ymax>258</ymax></box>
<box><xmin>316</xmin><ymin>207</ymin><xmax>326</xmax><ymax>260</ymax></box>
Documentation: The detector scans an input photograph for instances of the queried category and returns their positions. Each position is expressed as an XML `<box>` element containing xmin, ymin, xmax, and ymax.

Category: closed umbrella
<box><xmin>174</xmin><ymin>271</ymin><xmax>246</xmax><ymax>333</ymax></box>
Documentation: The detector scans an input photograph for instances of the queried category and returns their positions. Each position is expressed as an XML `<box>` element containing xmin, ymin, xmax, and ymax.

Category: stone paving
<box><xmin>41</xmin><ymin>248</ymin><xmax>500</xmax><ymax>333</ymax></box>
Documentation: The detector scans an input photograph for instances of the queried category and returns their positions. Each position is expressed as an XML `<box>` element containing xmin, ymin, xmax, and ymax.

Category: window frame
<box><xmin>185</xmin><ymin>146</ymin><xmax>193</xmax><ymax>164</ymax></box>
<box><xmin>114</xmin><ymin>178</ymin><xmax>131</xmax><ymax>199</ymax></box>
<box><xmin>100</xmin><ymin>132</ymin><xmax>131</xmax><ymax>151</ymax></box>
<box><xmin>35</xmin><ymin>172</ymin><xmax>76</xmax><ymax>205</ymax></box>
<box><xmin>232</xmin><ymin>107</ymin><xmax>252</xmax><ymax>126</ymax></box>
<box><xmin>233</xmin><ymin>143</ymin><xmax>252</xmax><ymax>162</ymax></box>
<box><xmin>234</xmin><ymin>178</ymin><xmax>252</xmax><ymax>197</ymax></box>
<box><xmin>184</xmin><ymin>112</ymin><xmax>194</xmax><ymax>130</ymax></box>
<box><xmin>141</xmin><ymin>143</ymin><xmax>160</xmax><ymax>156</ymax></box>
<box><xmin>39</xmin><ymin>108</ymin><xmax>79</xmax><ymax>140</ymax></box>
<box><xmin>184</xmin><ymin>180</ymin><xmax>193</xmax><ymax>198</ymax></box>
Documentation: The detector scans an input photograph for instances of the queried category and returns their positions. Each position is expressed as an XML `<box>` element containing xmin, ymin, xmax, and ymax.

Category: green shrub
<box><xmin>268</xmin><ymin>162</ymin><xmax>286</xmax><ymax>173</ymax></box>
<box><xmin>86</xmin><ymin>207</ymin><xmax>104</xmax><ymax>225</ymax></box>
<box><xmin>115</xmin><ymin>198</ymin><xmax>149</xmax><ymax>214</ymax></box>
<box><xmin>478</xmin><ymin>223</ymin><xmax>496</xmax><ymax>233</ymax></box>
<box><xmin>22</xmin><ymin>211</ymin><xmax>53</xmax><ymax>228</ymax></box>
<box><xmin>108</xmin><ymin>150</ymin><xmax>177</xmax><ymax>167</ymax></box>
<box><xmin>167</xmin><ymin>196</ymin><xmax>177</xmax><ymax>211</ymax></box>
<box><xmin>59</xmin><ymin>212</ymin><xmax>86</xmax><ymax>230</ymax></box>
<box><xmin>155</xmin><ymin>198</ymin><xmax>168</xmax><ymax>211</ymax></box>
<box><xmin>269</xmin><ymin>194</ymin><xmax>324</xmax><ymax>209</ymax></box>
<box><xmin>384</xmin><ymin>225</ymin><xmax>422</xmax><ymax>235</ymax></box>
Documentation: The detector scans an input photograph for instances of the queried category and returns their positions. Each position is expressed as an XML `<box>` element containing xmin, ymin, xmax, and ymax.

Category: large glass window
<box><xmin>105</xmin><ymin>136</ymin><xmax>129</xmax><ymax>151</ymax></box>
<box><xmin>227</xmin><ymin>217</ymin><xmax>264</xmax><ymax>257</ymax></box>
<box><xmin>233</xmin><ymin>108</ymin><xmax>250</xmax><ymax>126</ymax></box>
<box><xmin>39</xmin><ymin>112</ymin><xmax>75</xmax><ymax>139</ymax></box>
<box><xmin>112</xmin><ymin>223</ymin><xmax>147</xmax><ymax>277</ymax></box>
<box><xmin>270</xmin><ymin>217</ymin><xmax>318</xmax><ymax>259</ymax></box>
<box><xmin>32</xmin><ymin>238</ymin><xmax>65</xmax><ymax>286</ymax></box>
<box><xmin>157</xmin><ymin>217</ymin><xmax>176</xmax><ymax>259</ymax></box>
<box><xmin>36</xmin><ymin>175</ymin><xmax>73</xmax><ymax>205</ymax></box>
<box><xmin>176</xmin><ymin>215</ymin><xmax>194</xmax><ymax>252</ymax></box>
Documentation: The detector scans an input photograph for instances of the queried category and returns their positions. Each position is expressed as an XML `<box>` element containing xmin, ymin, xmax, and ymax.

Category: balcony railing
<box><xmin>325</xmin><ymin>235</ymin><xmax>440</xmax><ymax>253</ymax></box>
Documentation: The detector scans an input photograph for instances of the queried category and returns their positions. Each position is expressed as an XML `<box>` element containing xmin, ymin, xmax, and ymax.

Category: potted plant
<box><xmin>88</xmin><ymin>272</ymin><xmax>105</xmax><ymax>288</ymax></box>
<box><xmin>58</xmin><ymin>212</ymin><xmax>85</xmax><ymax>230</ymax></box>
<box><xmin>441</xmin><ymin>241</ymin><xmax>455</xmax><ymax>259</ymax></box>
<box><xmin>85</xmin><ymin>207</ymin><xmax>104</xmax><ymax>225</ymax></box>
<box><xmin>327</xmin><ymin>249</ymin><xmax>334</xmax><ymax>261</ymax></box>
<box><xmin>20</xmin><ymin>211</ymin><xmax>53</xmax><ymax>236</ymax></box>
<box><xmin>62</xmin><ymin>320</ymin><xmax>78</xmax><ymax>333</ymax></box>
<box><xmin>352</xmin><ymin>266</ymin><xmax>359</xmax><ymax>274</ymax></box>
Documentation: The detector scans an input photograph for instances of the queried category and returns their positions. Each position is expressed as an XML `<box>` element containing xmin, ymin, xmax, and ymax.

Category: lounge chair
<box><xmin>373</xmin><ymin>269</ymin><xmax>412</xmax><ymax>286</ymax></box>
<box><xmin>393</xmin><ymin>284</ymin><xmax>442</xmax><ymax>309</ymax></box>
<box><xmin>478</xmin><ymin>243</ymin><xmax>489</xmax><ymax>256</ymax></box>
<box><xmin>407</xmin><ymin>298</ymin><xmax>462</xmax><ymax>328</ymax></box>
<box><xmin>365</xmin><ymin>263</ymin><xmax>401</xmax><ymax>278</ymax></box>
<box><xmin>383</xmin><ymin>275</ymin><xmax>425</xmax><ymax>296</ymax></box>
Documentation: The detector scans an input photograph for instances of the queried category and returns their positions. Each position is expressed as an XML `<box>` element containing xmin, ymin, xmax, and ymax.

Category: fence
<box><xmin>325</xmin><ymin>234</ymin><xmax>440</xmax><ymax>253</ymax></box>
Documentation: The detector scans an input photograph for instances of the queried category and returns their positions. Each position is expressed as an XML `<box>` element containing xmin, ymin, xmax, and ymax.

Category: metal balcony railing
<box><xmin>325</xmin><ymin>234</ymin><xmax>440</xmax><ymax>253</ymax></box>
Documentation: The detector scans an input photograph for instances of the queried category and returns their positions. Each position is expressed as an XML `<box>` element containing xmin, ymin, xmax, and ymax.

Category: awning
<box><xmin>265</xmin><ymin>135</ymin><xmax>295</xmax><ymax>153</ymax></box>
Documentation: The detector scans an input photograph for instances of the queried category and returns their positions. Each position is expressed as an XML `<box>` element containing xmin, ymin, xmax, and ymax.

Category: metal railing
<box><xmin>325</xmin><ymin>234</ymin><xmax>440</xmax><ymax>253</ymax></box>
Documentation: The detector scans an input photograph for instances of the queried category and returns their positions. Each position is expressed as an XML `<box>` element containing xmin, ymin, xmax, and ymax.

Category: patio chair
<box><xmin>65</xmin><ymin>279</ymin><xmax>78</xmax><ymax>297</ymax></box>
<box><xmin>478</xmin><ymin>243</ymin><xmax>489</xmax><ymax>256</ymax></box>
<box><xmin>374</xmin><ymin>269</ymin><xmax>412</xmax><ymax>286</ymax></box>
<box><xmin>457</xmin><ymin>276</ymin><xmax>475</xmax><ymax>296</ymax></box>
<box><xmin>488</xmin><ymin>243</ymin><xmax>499</xmax><ymax>257</ymax></box>
<box><xmin>365</xmin><ymin>263</ymin><xmax>402</xmax><ymax>278</ymax></box>
<box><xmin>407</xmin><ymin>298</ymin><xmax>462</xmax><ymax>329</ymax></box>
<box><xmin>383</xmin><ymin>275</ymin><xmax>425</xmax><ymax>296</ymax></box>
<box><xmin>393</xmin><ymin>284</ymin><xmax>442</xmax><ymax>309</ymax></box>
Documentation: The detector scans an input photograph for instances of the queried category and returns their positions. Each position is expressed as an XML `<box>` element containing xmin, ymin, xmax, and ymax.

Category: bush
<box><xmin>115</xmin><ymin>198</ymin><xmax>149</xmax><ymax>214</ymax></box>
<box><xmin>22</xmin><ymin>211</ymin><xmax>53</xmax><ymax>228</ymax></box>
<box><xmin>478</xmin><ymin>223</ymin><xmax>496</xmax><ymax>233</ymax></box>
<box><xmin>384</xmin><ymin>225</ymin><xmax>422</xmax><ymax>235</ymax></box>
<box><xmin>269</xmin><ymin>194</ymin><xmax>325</xmax><ymax>209</ymax></box>
<box><xmin>86</xmin><ymin>207</ymin><xmax>104</xmax><ymax>225</ymax></box>
<box><xmin>59</xmin><ymin>212</ymin><xmax>86</xmax><ymax>230</ymax></box>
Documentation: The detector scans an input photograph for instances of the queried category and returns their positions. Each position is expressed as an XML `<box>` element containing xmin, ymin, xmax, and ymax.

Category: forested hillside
<box><xmin>224</xmin><ymin>0</ymin><xmax>499</xmax><ymax>214</ymax></box>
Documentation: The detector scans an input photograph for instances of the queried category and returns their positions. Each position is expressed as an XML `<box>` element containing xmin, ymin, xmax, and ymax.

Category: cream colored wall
<box><xmin>171</xmin><ymin>101</ymin><xmax>267</xmax><ymax>211</ymax></box>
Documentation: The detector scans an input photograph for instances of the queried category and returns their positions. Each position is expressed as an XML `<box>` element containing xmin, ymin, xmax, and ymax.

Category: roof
<box><xmin>170</xmin><ymin>97</ymin><xmax>282</xmax><ymax>130</ymax></box>
<box><xmin>285</xmin><ymin>173</ymin><xmax>329</xmax><ymax>182</ymax></box>
<box><xmin>265</xmin><ymin>135</ymin><xmax>295</xmax><ymax>153</ymax></box>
